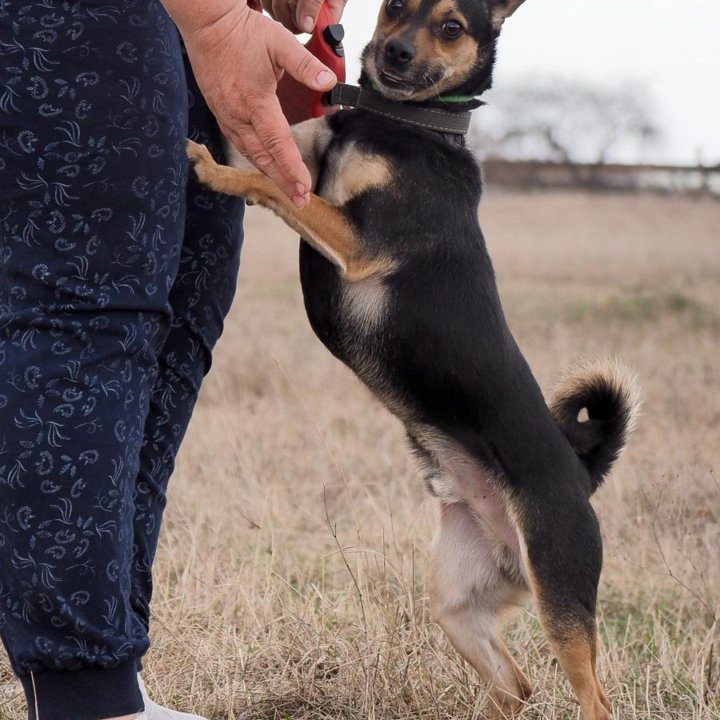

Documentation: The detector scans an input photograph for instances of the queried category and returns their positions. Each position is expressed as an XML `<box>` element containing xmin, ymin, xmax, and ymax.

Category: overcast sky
<box><xmin>339</xmin><ymin>0</ymin><xmax>720</xmax><ymax>165</ymax></box>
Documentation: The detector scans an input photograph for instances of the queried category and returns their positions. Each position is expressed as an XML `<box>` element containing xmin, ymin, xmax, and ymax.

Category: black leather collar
<box><xmin>323</xmin><ymin>83</ymin><xmax>479</xmax><ymax>136</ymax></box>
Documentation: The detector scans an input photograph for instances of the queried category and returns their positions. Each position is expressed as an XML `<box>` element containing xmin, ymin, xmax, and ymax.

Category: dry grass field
<box><xmin>2</xmin><ymin>191</ymin><xmax>719</xmax><ymax>719</ymax></box>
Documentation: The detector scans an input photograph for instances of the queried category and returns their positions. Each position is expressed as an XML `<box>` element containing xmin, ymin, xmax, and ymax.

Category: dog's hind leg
<box><xmin>429</xmin><ymin>501</ymin><xmax>531</xmax><ymax>719</ymax></box>
<box><xmin>519</xmin><ymin>498</ymin><xmax>611</xmax><ymax>720</ymax></box>
<box><xmin>187</xmin><ymin>140</ymin><xmax>389</xmax><ymax>282</ymax></box>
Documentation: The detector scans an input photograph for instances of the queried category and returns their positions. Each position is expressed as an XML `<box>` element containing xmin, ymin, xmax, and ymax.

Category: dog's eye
<box><xmin>442</xmin><ymin>19</ymin><xmax>464</xmax><ymax>38</ymax></box>
<box><xmin>386</xmin><ymin>0</ymin><xmax>405</xmax><ymax>18</ymax></box>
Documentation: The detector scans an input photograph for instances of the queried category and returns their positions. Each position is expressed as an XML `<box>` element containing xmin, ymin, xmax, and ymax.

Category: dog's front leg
<box><xmin>187</xmin><ymin>140</ymin><xmax>390</xmax><ymax>282</ymax></box>
<box><xmin>223</xmin><ymin>117</ymin><xmax>332</xmax><ymax>191</ymax></box>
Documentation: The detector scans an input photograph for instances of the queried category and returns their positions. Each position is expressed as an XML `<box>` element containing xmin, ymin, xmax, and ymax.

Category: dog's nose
<box><xmin>384</xmin><ymin>38</ymin><xmax>415</xmax><ymax>68</ymax></box>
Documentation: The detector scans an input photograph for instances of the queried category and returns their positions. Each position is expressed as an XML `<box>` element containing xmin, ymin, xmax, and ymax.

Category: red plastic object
<box><xmin>253</xmin><ymin>2</ymin><xmax>346</xmax><ymax>124</ymax></box>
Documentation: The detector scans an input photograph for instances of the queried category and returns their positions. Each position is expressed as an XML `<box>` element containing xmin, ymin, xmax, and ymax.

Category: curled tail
<box><xmin>550</xmin><ymin>359</ymin><xmax>641</xmax><ymax>493</ymax></box>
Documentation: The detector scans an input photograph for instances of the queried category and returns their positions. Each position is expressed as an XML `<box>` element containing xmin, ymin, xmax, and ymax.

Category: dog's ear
<box><xmin>490</xmin><ymin>0</ymin><xmax>527</xmax><ymax>31</ymax></box>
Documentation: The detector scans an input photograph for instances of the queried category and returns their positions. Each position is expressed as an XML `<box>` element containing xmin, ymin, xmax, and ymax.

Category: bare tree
<box><xmin>471</xmin><ymin>78</ymin><xmax>661</xmax><ymax>166</ymax></box>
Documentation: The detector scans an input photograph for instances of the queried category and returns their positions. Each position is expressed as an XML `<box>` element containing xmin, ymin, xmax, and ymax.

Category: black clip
<box><xmin>323</xmin><ymin>24</ymin><xmax>345</xmax><ymax>57</ymax></box>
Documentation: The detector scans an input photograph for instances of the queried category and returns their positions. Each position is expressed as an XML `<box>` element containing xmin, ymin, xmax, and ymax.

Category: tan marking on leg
<box><xmin>521</xmin><ymin>556</ymin><xmax>610</xmax><ymax>720</ymax></box>
<box><xmin>592</xmin><ymin>639</ymin><xmax>611</xmax><ymax>712</ymax></box>
<box><xmin>187</xmin><ymin>140</ymin><xmax>391</xmax><ymax>282</ymax></box>
<box><xmin>552</xmin><ymin>632</ymin><xmax>610</xmax><ymax>720</ymax></box>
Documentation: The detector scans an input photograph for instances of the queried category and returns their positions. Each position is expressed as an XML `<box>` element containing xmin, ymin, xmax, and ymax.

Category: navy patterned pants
<box><xmin>0</xmin><ymin>2</ymin><xmax>244</xmax><ymax>718</ymax></box>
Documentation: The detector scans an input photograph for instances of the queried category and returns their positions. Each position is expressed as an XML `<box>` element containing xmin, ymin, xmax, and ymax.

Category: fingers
<box><xmin>230</xmin><ymin>97</ymin><xmax>312</xmax><ymax>207</ymax></box>
<box><xmin>270</xmin><ymin>0</ymin><xmax>296</xmax><ymax>32</ymax></box>
<box><xmin>182</xmin><ymin>5</ymin><xmax>330</xmax><ymax>205</ymax></box>
<box><xmin>265</xmin><ymin>0</ymin><xmax>349</xmax><ymax>33</ymax></box>
<box><xmin>296</xmin><ymin>0</ymin><xmax>348</xmax><ymax>30</ymax></box>
<box><xmin>261</xmin><ymin>0</ymin><xmax>304</xmax><ymax>34</ymax></box>
<box><xmin>256</xmin><ymin>28</ymin><xmax>332</xmax><ymax>199</ymax></box>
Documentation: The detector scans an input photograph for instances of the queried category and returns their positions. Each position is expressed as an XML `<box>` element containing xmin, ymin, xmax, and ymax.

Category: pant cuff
<box><xmin>20</xmin><ymin>659</ymin><xmax>143</xmax><ymax>720</ymax></box>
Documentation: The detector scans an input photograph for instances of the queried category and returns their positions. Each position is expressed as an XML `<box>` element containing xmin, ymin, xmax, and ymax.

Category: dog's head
<box><xmin>361</xmin><ymin>0</ymin><xmax>527</xmax><ymax>102</ymax></box>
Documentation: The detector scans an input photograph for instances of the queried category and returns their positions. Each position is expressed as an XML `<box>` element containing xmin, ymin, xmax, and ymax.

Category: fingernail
<box><xmin>302</xmin><ymin>15</ymin><xmax>314</xmax><ymax>33</ymax></box>
<box><xmin>293</xmin><ymin>195</ymin><xmax>308</xmax><ymax>209</ymax></box>
<box><xmin>316</xmin><ymin>70</ymin><xmax>335</xmax><ymax>87</ymax></box>
<box><xmin>295</xmin><ymin>183</ymin><xmax>307</xmax><ymax>195</ymax></box>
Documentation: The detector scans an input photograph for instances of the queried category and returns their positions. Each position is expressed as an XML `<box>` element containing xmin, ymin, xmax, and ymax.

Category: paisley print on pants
<box><xmin>0</xmin><ymin>0</ymin><xmax>244</xmax><ymax>709</ymax></box>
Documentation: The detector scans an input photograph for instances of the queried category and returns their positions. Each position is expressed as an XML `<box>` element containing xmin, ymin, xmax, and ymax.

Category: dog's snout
<box><xmin>384</xmin><ymin>38</ymin><xmax>415</xmax><ymax>68</ymax></box>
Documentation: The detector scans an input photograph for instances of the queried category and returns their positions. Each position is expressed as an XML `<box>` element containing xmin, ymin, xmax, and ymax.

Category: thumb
<box><xmin>273</xmin><ymin>32</ymin><xmax>337</xmax><ymax>91</ymax></box>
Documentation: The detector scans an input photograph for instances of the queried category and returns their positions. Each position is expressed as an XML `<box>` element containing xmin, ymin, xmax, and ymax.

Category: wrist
<box><xmin>160</xmin><ymin>0</ymin><xmax>250</xmax><ymax>37</ymax></box>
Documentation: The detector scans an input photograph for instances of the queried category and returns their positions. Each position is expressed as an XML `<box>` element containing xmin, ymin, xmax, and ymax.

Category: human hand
<box><xmin>259</xmin><ymin>0</ymin><xmax>350</xmax><ymax>34</ymax></box>
<box><xmin>176</xmin><ymin>3</ymin><xmax>336</xmax><ymax>207</ymax></box>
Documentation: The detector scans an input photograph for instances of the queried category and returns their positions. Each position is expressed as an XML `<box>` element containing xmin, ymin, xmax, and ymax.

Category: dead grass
<box><xmin>1</xmin><ymin>191</ymin><xmax>718</xmax><ymax>719</ymax></box>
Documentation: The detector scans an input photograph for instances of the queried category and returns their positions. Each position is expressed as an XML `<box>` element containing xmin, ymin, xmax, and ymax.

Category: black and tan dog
<box><xmin>187</xmin><ymin>1</ymin><xmax>639</xmax><ymax>718</ymax></box>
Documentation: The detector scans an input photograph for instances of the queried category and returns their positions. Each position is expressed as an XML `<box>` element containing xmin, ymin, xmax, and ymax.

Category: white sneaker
<box><xmin>137</xmin><ymin>676</ymin><xmax>208</xmax><ymax>720</ymax></box>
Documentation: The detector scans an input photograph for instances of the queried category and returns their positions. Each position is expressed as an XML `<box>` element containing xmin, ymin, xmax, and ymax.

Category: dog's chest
<box><xmin>340</xmin><ymin>273</ymin><xmax>389</xmax><ymax>336</ymax></box>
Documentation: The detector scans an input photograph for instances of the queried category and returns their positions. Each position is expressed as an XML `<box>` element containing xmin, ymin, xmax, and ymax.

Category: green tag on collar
<box><xmin>435</xmin><ymin>94</ymin><xmax>477</xmax><ymax>104</ymax></box>
<box><xmin>370</xmin><ymin>82</ymin><xmax>477</xmax><ymax>106</ymax></box>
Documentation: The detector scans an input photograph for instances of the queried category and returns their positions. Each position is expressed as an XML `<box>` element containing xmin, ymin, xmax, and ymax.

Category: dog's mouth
<box><xmin>374</xmin><ymin>65</ymin><xmax>439</xmax><ymax>100</ymax></box>
<box><xmin>377</xmin><ymin>69</ymin><xmax>420</xmax><ymax>94</ymax></box>
<box><xmin>379</xmin><ymin>69</ymin><xmax>411</xmax><ymax>87</ymax></box>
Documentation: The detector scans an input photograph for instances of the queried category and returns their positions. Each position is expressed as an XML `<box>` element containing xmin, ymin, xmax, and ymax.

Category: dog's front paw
<box><xmin>186</xmin><ymin>139</ymin><xmax>216</xmax><ymax>184</ymax></box>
